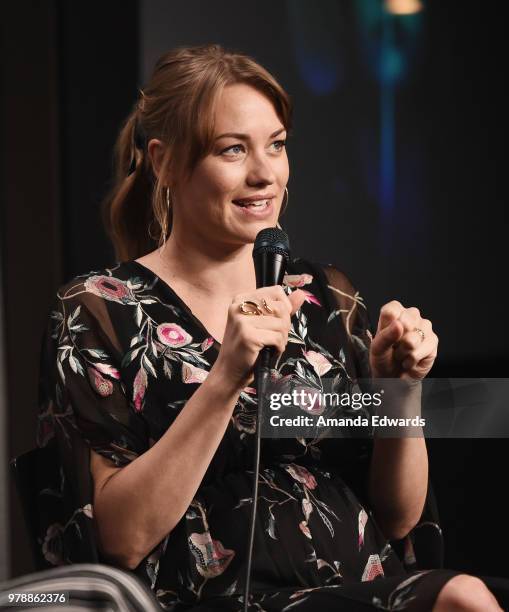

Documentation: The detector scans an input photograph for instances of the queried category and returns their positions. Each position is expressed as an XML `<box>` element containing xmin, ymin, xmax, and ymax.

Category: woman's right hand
<box><xmin>213</xmin><ymin>286</ymin><xmax>307</xmax><ymax>390</ymax></box>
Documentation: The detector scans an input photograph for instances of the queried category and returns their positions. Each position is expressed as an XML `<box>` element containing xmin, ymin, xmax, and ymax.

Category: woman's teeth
<box><xmin>234</xmin><ymin>199</ymin><xmax>269</xmax><ymax>208</ymax></box>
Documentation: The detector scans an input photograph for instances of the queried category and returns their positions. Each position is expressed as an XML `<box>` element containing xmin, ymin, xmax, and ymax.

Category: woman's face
<box><xmin>170</xmin><ymin>83</ymin><xmax>289</xmax><ymax>247</ymax></box>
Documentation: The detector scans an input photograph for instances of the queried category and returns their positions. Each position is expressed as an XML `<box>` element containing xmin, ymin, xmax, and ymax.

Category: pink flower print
<box><xmin>84</xmin><ymin>276</ymin><xmax>133</xmax><ymax>304</ymax></box>
<box><xmin>87</xmin><ymin>367</ymin><xmax>114</xmax><ymax>397</ymax></box>
<box><xmin>270</xmin><ymin>371</ymin><xmax>293</xmax><ymax>384</ymax></box>
<box><xmin>94</xmin><ymin>362</ymin><xmax>120</xmax><ymax>379</ymax></box>
<box><xmin>156</xmin><ymin>323</ymin><xmax>192</xmax><ymax>348</ymax></box>
<box><xmin>189</xmin><ymin>532</ymin><xmax>235</xmax><ymax>578</ymax></box>
<box><xmin>302</xmin><ymin>498</ymin><xmax>313</xmax><ymax>521</ymax></box>
<box><xmin>82</xmin><ymin>504</ymin><xmax>94</xmax><ymax>519</ymax></box>
<box><xmin>285</xmin><ymin>464</ymin><xmax>317</xmax><ymax>490</ymax></box>
<box><xmin>283</xmin><ymin>273</ymin><xmax>313</xmax><ymax>288</ymax></box>
<box><xmin>133</xmin><ymin>367</ymin><xmax>148</xmax><ymax>412</ymax></box>
<box><xmin>42</xmin><ymin>523</ymin><xmax>64</xmax><ymax>565</ymax></box>
<box><xmin>201</xmin><ymin>337</ymin><xmax>214</xmax><ymax>352</ymax></box>
<box><xmin>362</xmin><ymin>554</ymin><xmax>385</xmax><ymax>581</ymax></box>
<box><xmin>232</xmin><ymin>410</ymin><xmax>256</xmax><ymax>435</ymax></box>
<box><xmin>358</xmin><ymin>508</ymin><xmax>368</xmax><ymax>550</ymax></box>
<box><xmin>301</xmin><ymin>289</ymin><xmax>322</xmax><ymax>306</ymax></box>
<box><xmin>299</xmin><ymin>521</ymin><xmax>312</xmax><ymax>539</ymax></box>
<box><xmin>182</xmin><ymin>362</ymin><xmax>209</xmax><ymax>384</ymax></box>
<box><xmin>269</xmin><ymin>370</ymin><xmax>293</xmax><ymax>395</ymax></box>
<box><xmin>303</xmin><ymin>350</ymin><xmax>332</xmax><ymax>376</ymax></box>
<box><xmin>293</xmin><ymin>385</ymin><xmax>324</xmax><ymax>415</ymax></box>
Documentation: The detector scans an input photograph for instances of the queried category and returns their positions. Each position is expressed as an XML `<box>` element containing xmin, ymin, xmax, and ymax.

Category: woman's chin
<box><xmin>234</xmin><ymin>220</ymin><xmax>279</xmax><ymax>243</ymax></box>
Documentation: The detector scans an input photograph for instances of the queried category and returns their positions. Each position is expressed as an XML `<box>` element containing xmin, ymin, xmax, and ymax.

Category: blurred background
<box><xmin>0</xmin><ymin>0</ymin><xmax>507</xmax><ymax>581</ymax></box>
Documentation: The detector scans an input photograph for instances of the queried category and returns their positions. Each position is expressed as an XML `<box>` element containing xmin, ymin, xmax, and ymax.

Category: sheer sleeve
<box><xmin>293</xmin><ymin>260</ymin><xmax>376</xmax><ymax>510</ymax></box>
<box><xmin>312</xmin><ymin>262</ymin><xmax>441</xmax><ymax>567</ymax></box>
<box><xmin>38</xmin><ymin>279</ymin><xmax>149</xmax><ymax>465</ymax></box>
<box><xmin>320</xmin><ymin>262</ymin><xmax>374</xmax><ymax>384</ymax></box>
<box><xmin>35</xmin><ymin>277</ymin><xmax>149</xmax><ymax>567</ymax></box>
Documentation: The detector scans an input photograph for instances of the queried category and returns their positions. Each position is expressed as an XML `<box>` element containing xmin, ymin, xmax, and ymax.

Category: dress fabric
<box><xmin>36</xmin><ymin>256</ymin><xmax>475</xmax><ymax>611</ymax></box>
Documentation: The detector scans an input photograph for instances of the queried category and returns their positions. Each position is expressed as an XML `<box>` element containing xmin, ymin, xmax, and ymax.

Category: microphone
<box><xmin>252</xmin><ymin>227</ymin><xmax>291</xmax><ymax>372</ymax></box>
<box><xmin>243</xmin><ymin>227</ymin><xmax>290</xmax><ymax>612</ymax></box>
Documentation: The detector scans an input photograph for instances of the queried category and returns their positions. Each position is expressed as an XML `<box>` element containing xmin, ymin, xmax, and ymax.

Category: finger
<box><xmin>371</xmin><ymin>318</ymin><xmax>405</xmax><ymax>357</ymax></box>
<box><xmin>415</xmin><ymin>352</ymin><xmax>437</xmax><ymax>370</ymax></box>
<box><xmin>250</xmin><ymin>313</ymin><xmax>290</xmax><ymax>334</ymax></box>
<box><xmin>288</xmin><ymin>289</ymin><xmax>307</xmax><ymax>316</ymax></box>
<box><xmin>253</xmin><ymin>328</ymin><xmax>287</xmax><ymax>355</ymax></box>
<box><xmin>377</xmin><ymin>300</ymin><xmax>405</xmax><ymax>334</ymax></box>
<box><xmin>236</xmin><ymin>286</ymin><xmax>293</xmax><ymax>317</ymax></box>
<box><xmin>393</xmin><ymin>315</ymin><xmax>432</xmax><ymax>352</ymax></box>
<box><xmin>250</xmin><ymin>300</ymin><xmax>291</xmax><ymax>329</ymax></box>
<box><xmin>402</xmin><ymin>350</ymin><xmax>437</xmax><ymax>376</ymax></box>
<box><xmin>396</xmin><ymin>307</ymin><xmax>422</xmax><ymax>334</ymax></box>
<box><xmin>259</xmin><ymin>285</ymin><xmax>292</xmax><ymax>313</ymax></box>
<box><xmin>253</xmin><ymin>300</ymin><xmax>288</xmax><ymax>323</ymax></box>
<box><xmin>392</xmin><ymin>328</ymin><xmax>428</xmax><ymax>361</ymax></box>
<box><xmin>399</xmin><ymin>333</ymin><xmax>439</xmax><ymax>369</ymax></box>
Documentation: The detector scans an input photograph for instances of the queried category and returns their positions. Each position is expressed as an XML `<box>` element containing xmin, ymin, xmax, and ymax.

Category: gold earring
<box><xmin>148</xmin><ymin>218</ymin><xmax>158</xmax><ymax>241</ymax></box>
<box><xmin>277</xmin><ymin>187</ymin><xmax>289</xmax><ymax>229</ymax></box>
<box><xmin>279</xmin><ymin>187</ymin><xmax>289</xmax><ymax>218</ymax></box>
<box><xmin>160</xmin><ymin>186</ymin><xmax>172</xmax><ymax>246</ymax></box>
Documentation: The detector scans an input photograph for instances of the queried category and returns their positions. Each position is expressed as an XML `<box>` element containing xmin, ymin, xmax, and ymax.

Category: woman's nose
<box><xmin>246</xmin><ymin>151</ymin><xmax>277</xmax><ymax>186</ymax></box>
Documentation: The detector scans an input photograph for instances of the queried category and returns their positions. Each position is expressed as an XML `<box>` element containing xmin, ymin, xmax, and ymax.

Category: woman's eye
<box><xmin>222</xmin><ymin>144</ymin><xmax>245</xmax><ymax>156</ymax></box>
<box><xmin>272</xmin><ymin>139</ymin><xmax>287</xmax><ymax>151</ymax></box>
<box><xmin>221</xmin><ymin>140</ymin><xmax>286</xmax><ymax>156</ymax></box>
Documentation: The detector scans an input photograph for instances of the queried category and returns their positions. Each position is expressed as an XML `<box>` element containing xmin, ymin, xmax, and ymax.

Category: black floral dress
<box><xmin>36</xmin><ymin>257</ymin><xmax>466</xmax><ymax>611</ymax></box>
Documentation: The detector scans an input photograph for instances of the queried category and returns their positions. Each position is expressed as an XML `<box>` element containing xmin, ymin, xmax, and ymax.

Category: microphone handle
<box><xmin>253</xmin><ymin>251</ymin><xmax>287</xmax><ymax>375</ymax></box>
<box><xmin>244</xmin><ymin>246</ymin><xmax>288</xmax><ymax>611</ymax></box>
<box><xmin>257</xmin><ymin>346</ymin><xmax>274</xmax><ymax>372</ymax></box>
<box><xmin>254</xmin><ymin>252</ymin><xmax>287</xmax><ymax>292</ymax></box>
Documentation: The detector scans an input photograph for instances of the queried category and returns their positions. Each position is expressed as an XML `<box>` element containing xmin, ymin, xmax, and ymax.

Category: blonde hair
<box><xmin>102</xmin><ymin>44</ymin><xmax>293</xmax><ymax>262</ymax></box>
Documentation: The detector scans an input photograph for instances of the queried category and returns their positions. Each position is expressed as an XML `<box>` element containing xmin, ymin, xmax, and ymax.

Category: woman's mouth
<box><xmin>232</xmin><ymin>198</ymin><xmax>271</xmax><ymax>209</ymax></box>
<box><xmin>231</xmin><ymin>197</ymin><xmax>274</xmax><ymax>218</ymax></box>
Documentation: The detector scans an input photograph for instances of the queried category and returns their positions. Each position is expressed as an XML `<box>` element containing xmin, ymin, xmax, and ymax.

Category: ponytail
<box><xmin>101</xmin><ymin>108</ymin><xmax>163</xmax><ymax>263</ymax></box>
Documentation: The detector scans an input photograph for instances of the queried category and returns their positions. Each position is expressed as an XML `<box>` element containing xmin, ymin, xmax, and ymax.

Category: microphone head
<box><xmin>252</xmin><ymin>227</ymin><xmax>290</xmax><ymax>261</ymax></box>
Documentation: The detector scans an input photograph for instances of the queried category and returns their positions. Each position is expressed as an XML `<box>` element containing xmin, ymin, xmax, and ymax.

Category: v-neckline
<box><xmin>127</xmin><ymin>259</ymin><xmax>223</xmax><ymax>349</ymax></box>
<box><xmin>126</xmin><ymin>258</ymin><xmax>298</xmax><ymax>352</ymax></box>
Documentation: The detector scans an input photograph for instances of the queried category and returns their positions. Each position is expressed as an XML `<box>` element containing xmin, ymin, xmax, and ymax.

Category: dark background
<box><xmin>1</xmin><ymin>0</ymin><xmax>506</xmax><ymax>579</ymax></box>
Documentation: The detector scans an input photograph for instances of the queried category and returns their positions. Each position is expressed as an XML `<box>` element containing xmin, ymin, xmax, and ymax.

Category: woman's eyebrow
<box><xmin>214</xmin><ymin>127</ymin><xmax>286</xmax><ymax>141</ymax></box>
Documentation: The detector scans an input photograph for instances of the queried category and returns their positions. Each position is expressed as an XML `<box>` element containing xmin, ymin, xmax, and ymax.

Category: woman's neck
<box><xmin>153</xmin><ymin>232</ymin><xmax>257</xmax><ymax>300</ymax></box>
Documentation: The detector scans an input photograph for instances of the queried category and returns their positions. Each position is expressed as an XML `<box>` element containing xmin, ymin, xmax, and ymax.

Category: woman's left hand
<box><xmin>369</xmin><ymin>300</ymin><xmax>438</xmax><ymax>380</ymax></box>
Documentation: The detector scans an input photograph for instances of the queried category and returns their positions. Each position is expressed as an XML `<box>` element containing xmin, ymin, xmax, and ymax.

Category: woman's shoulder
<box><xmin>53</xmin><ymin>260</ymin><xmax>147</xmax><ymax>307</ymax></box>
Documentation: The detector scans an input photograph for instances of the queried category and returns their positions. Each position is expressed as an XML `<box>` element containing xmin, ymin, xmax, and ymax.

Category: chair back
<box><xmin>11</xmin><ymin>445</ymin><xmax>62</xmax><ymax>570</ymax></box>
<box><xmin>0</xmin><ymin>563</ymin><xmax>162</xmax><ymax>611</ymax></box>
<box><xmin>392</xmin><ymin>481</ymin><xmax>444</xmax><ymax>570</ymax></box>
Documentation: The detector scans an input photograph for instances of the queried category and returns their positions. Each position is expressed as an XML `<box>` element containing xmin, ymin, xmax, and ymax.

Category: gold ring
<box><xmin>414</xmin><ymin>327</ymin><xmax>425</xmax><ymax>342</ymax></box>
<box><xmin>239</xmin><ymin>300</ymin><xmax>264</xmax><ymax>316</ymax></box>
<box><xmin>261</xmin><ymin>299</ymin><xmax>274</xmax><ymax>314</ymax></box>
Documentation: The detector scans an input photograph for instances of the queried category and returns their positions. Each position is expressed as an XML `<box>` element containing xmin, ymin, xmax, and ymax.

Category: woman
<box><xmin>37</xmin><ymin>45</ymin><xmax>503</xmax><ymax>611</ymax></box>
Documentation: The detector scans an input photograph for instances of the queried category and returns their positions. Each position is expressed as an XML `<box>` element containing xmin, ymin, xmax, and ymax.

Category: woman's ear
<box><xmin>147</xmin><ymin>138</ymin><xmax>170</xmax><ymax>182</ymax></box>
